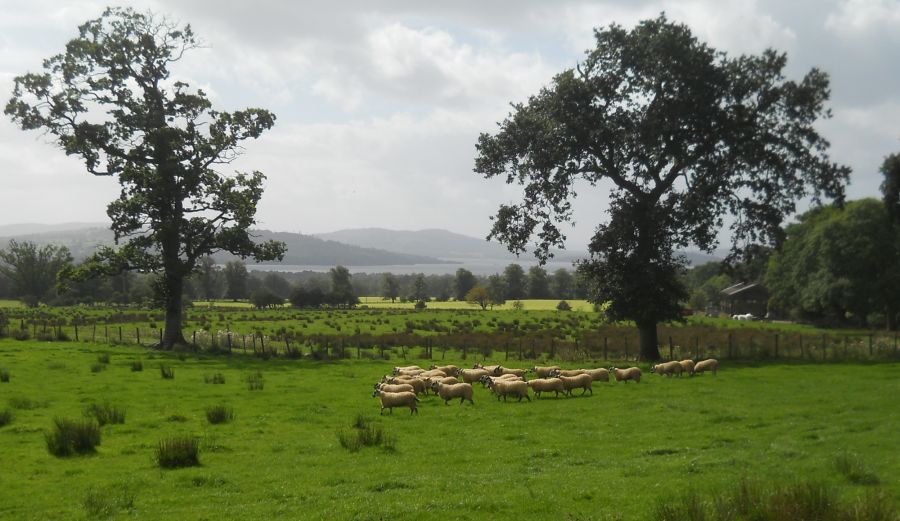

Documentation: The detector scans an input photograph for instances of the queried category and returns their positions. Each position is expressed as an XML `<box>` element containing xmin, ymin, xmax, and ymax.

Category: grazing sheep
<box><xmin>558</xmin><ymin>373</ymin><xmax>593</xmax><ymax>396</ymax></box>
<box><xmin>578</xmin><ymin>368</ymin><xmax>610</xmax><ymax>382</ymax></box>
<box><xmin>549</xmin><ymin>369</ymin><xmax>588</xmax><ymax>377</ymax></box>
<box><xmin>429</xmin><ymin>364</ymin><xmax>460</xmax><ymax>376</ymax></box>
<box><xmin>474</xmin><ymin>363</ymin><xmax>502</xmax><ymax>374</ymax></box>
<box><xmin>382</xmin><ymin>375</ymin><xmax>428</xmax><ymax>395</ymax></box>
<box><xmin>678</xmin><ymin>359</ymin><xmax>695</xmax><ymax>376</ymax></box>
<box><xmin>527</xmin><ymin>378</ymin><xmax>565</xmax><ymax>398</ymax></box>
<box><xmin>372</xmin><ymin>390</ymin><xmax>419</xmax><ymax>415</ymax></box>
<box><xmin>395</xmin><ymin>367</ymin><xmax>424</xmax><ymax>377</ymax></box>
<box><xmin>495</xmin><ymin>367</ymin><xmax>528</xmax><ymax>378</ymax></box>
<box><xmin>693</xmin><ymin>358</ymin><xmax>718</xmax><ymax>376</ymax></box>
<box><xmin>419</xmin><ymin>369</ymin><xmax>448</xmax><ymax>378</ymax></box>
<box><xmin>650</xmin><ymin>361</ymin><xmax>684</xmax><ymax>377</ymax></box>
<box><xmin>392</xmin><ymin>365</ymin><xmax>423</xmax><ymax>375</ymax></box>
<box><xmin>610</xmin><ymin>367</ymin><xmax>642</xmax><ymax>384</ymax></box>
<box><xmin>374</xmin><ymin>382</ymin><xmax>415</xmax><ymax>394</ymax></box>
<box><xmin>423</xmin><ymin>376</ymin><xmax>459</xmax><ymax>388</ymax></box>
<box><xmin>531</xmin><ymin>365</ymin><xmax>561</xmax><ymax>378</ymax></box>
<box><xmin>431</xmin><ymin>381</ymin><xmax>475</xmax><ymax>405</ymax></box>
<box><xmin>479</xmin><ymin>374</ymin><xmax>524</xmax><ymax>389</ymax></box>
<box><xmin>459</xmin><ymin>368</ymin><xmax>491</xmax><ymax>384</ymax></box>
<box><xmin>487</xmin><ymin>378</ymin><xmax>531</xmax><ymax>402</ymax></box>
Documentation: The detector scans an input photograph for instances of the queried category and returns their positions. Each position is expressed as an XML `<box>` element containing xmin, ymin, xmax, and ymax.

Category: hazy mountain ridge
<box><xmin>0</xmin><ymin>227</ymin><xmax>448</xmax><ymax>266</ymax></box>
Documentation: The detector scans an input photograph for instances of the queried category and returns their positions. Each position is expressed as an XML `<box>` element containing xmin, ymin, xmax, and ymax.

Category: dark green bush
<box><xmin>45</xmin><ymin>417</ymin><xmax>101</xmax><ymax>457</ymax></box>
<box><xmin>156</xmin><ymin>437</ymin><xmax>200</xmax><ymax>468</ymax></box>
<box><xmin>84</xmin><ymin>402</ymin><xmax>125</xmax><ymax>426</ymax></box>
<box><xmin>97</xmin><ymin>353</ymin><xmax>110</xmax><ymax>364</ymax></box>
<box><xmin>205</xmin><ymin>405</ymin><xmax>234</xmax><ymax>424</ymax></box>
<box><xmin>160</xmin><ymin>365</ymin><xmax>174</xmax><ymax>379</ymax></box>
<box><xmin>131</xmin><ymin>360</ymin><xmax>143</xmax><ymax>372</ymax></box>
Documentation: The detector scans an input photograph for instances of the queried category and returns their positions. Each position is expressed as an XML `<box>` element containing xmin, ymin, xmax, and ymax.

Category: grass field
<box><xmin>0</xmin><ymin>339</ymin><xmax>897</xmax><ymax>520</ymax></box>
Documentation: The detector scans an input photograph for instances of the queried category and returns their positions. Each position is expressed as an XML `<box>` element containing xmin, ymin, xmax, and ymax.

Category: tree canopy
<box><xmin>0</xmin><ymin>240</ymin><xmax>73</xmax><ymax>307</ymax></box>
<box><xmin>475</xmin><ymin>14</ymin><xmax>849</xmax><ymax>359</ymax></box>
<box><xmin>5</xmin><ymin>8</ymin><xmax>285</xmax><ymax>346</ymax></box>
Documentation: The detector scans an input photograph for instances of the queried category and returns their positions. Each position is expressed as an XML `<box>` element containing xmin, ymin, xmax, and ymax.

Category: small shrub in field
<box><xmin>834</xmin><ymin>452</ymin><xmax>880</xmax><ymax>485</ymax></box>
<box><xmin>160</xmin><ymin>365</ymin><xmax>175</xmax><ymax>379</ymax></box>
<box><xmin>205</xmin><ymin>405</ymin><xmax>234</xmax><ymax>424</ymax></box>
<box><xmin>0</xmin><ymin>368</ymin><xmax>9</xmax><ymax>382</ymax></box>
<box><xmin>45</xmin><ymin>417</ymin><xmax>101</xmax><ymax>457</ymax></box>
<box><xmin>204</xmin><ymin>373</ymin><xmax>225</xmax><ymax>384</ymax></box>
<box><xmin>336</xmin><ymin>428</ymin><xmax>361</xmax><ymax>452</ymax></box>
<box><xmin>90</xmin><ymin>363</ymin><xmax>106</xmax><ymax>373</ymax></box>
<box><xmin>131</xmin><ymin>360</ymin><xmax>143</xmax><ymax>372</ymax></box>
<box><xmin>84</xmin><ymin>402</ymin><xmax>125</xmax><ymax>426</ymax></box>
<box><xmin>556</xmin><ymin>300</ymin><xmax>572</xmax><ymax>311</ymax></box>
<box><xmin>0</xmin><ymin>409</ymin><xmax>12</xmax><ymax>427</ymax></box>
<box><xmin>337</xmin><ymin>414</ymin><xmax>395</xmax><ymax>452</ymax></box>
<box><xmin>97</xmin><ymin>353</ymin><xmax>111</xmax><ymax>364</ymax></box>
<box><xmin>246</xmin><ymin>371</ymin><xmax>264</xmax><ymax>391</ymax></box>
<box><xmin>156</xmin><ymin>437</ymin><xmax>200</xmax><ymax>468</ymax></box>
<box><xmin>82</xmin><ymin>484</ymin><xmax>136</xmax><ymax>518</ymax></box>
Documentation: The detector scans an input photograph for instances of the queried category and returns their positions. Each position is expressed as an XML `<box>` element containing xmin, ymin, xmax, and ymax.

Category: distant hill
<box><xmin>0</xmin><ymin>222</ymin><xmax>108</xmax><ymax>237</ymax></box>
<box><xmin>0</xmin><ymin>226</ymin><xmax>448</xmax><ymax>266</ymax></box>
<box><xmin>315</xmin><ymin>228</ymin><xmax>720</xmax><ymax>265</ymax></box>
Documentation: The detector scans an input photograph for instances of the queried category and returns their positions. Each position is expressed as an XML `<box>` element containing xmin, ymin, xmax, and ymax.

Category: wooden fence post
<box><xmin>868</xmin><ymin>334</ymin><xmax>874</xmax><ymax>358</ymax></box>
<box><xmin>668</xmin><ymin>336</ymin><xmax>674</xmax><ymax>360</ymax></box>
<box><xmin>603</xmin><ymin>336</ymin><xmax>608</xmax><ymax>361</ymax></box>
<box><xmin>624</xmin><ymin>335</ymin><xmax>629</xmax><ymax>361</ymax></box>
<box><xmin>774</xmin><ymin>333</ymin><xmax>779</xmax><ymax>358</ymax></box>
<box><xmin>821</xmin><ymin>333</ymin><xmax>827</xmax><ymax>361</ymax></box>
<box><xmin>74</xmin><ymin>324</ymin><xmax>79</xmax><ymax>342</ymax></box>
<box><xmin>728</xmin><ymin>332</ymin><xmax>733</xmax><ymax>359</ymax></box>
<box><xmin>118</xmin><ymin>326</ymin><xmax>122</xmax><ymax>343</ymax></box>
<box><xmin>136</xmin><ymin>328</ymin><xmax>140</xmax><ymax>345</ymax></box>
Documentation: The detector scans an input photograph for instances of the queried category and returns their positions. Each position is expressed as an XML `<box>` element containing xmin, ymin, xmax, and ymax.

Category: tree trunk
<box><xmin>636</xmin><ymin>320</ymin><xmax>661</xmax><ymax>361</ymax></box>
<box><xmin>161</xmin><ymin>271</ymin><xmax>188</xmax><ymax>349</ymax></box>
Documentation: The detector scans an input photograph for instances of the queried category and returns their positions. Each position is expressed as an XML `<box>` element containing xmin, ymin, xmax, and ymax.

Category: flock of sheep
<box><xmin>371</xmin><ymin>358</ymin><xmax>719</xmax><ymax>415</ymax></box>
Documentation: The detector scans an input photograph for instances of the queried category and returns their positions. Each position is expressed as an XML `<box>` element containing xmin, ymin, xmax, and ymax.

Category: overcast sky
<box><xmin>1</xmin><ymin>0</ymin><xmax>898</xmax><ymax>250</ymax></box>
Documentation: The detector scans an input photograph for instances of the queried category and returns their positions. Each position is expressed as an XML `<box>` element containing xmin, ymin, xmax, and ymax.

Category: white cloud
<box><xmin>825</xmin><ymin>0</ymin><xmax>900</xmax><ymax>35</ymax></box>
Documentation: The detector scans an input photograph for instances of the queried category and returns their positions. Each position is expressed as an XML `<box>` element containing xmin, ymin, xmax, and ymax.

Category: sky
<box><xmin>0</xmin><ymin>0</ymin><xmax>898</xmax><ymax>251</ymax></box>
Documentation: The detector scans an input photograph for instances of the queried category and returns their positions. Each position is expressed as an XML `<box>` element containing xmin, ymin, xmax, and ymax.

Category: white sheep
<box><xmin>372</xmin><ymin>390</ymin><xmax>419</xmax><ymax>415</ymax></box>
<box><xmin>429</xmin><ymin>364</ymin><xmax>460</xmax><ymax>376</ymax></box>
<box><xmin>693</xmin><ymin>358</ymin><xmax>718</xmax><ymax>376</ymax></box>
<box><xmin>478</xmin><ymin>374</ymin><xmax>524</xmax><ymax>388</ymax></box>
<box><xmin>487</xmin><ymin>378</ymin><xmax>531</xmax><ymax>402</ymax></box>
<box><xmin>550</xmin><ymin>369</ymin><xmax>588</xmax><ymax>377</ymax></box>
<box><xmin>382</xmin><ymin>375</ymin><xmax>428</xmax><ymax>395</ymax></box>
<box><xmin>474</xmin><ymin>363</ymin><xmax>502</xmax><ymax>374</ymax></box>
<box><xmin>423</xmin><ymin>375</ymin><xmax>459</xmax><ymax>388</ymax></box>
<box><xmin>527</xmin><ymin>378</ymin><xmax>565</xmax><ymax>398</ymax></box>
<box><xmin>431</xmin><ymin>381</ymin><xmax>475</xmax><ymax>405</ymax></box>
<box><xmin>495</xmin><ymin>367</ymin><xmax>528</xmax><ymax>378</ymax></box>
<box><xmin>419</xmin><ymin>369</ymin><xmax>448</xmax><ymax>378</ymax></box>
<box><xmin>678</xmin><ymin>359</ymin><xmax>695</xmax><ymax>376</ymax></box>
<box><xmin>392</xmin><ymin>365</ymin><xmax>423</xmax><ymax>375</ymax></box>
<box><xmin>650</xmin><ymin>361</ymin><xmax>684</xmax><ymax>377</ymax></box>
<box><xmin>610</xmin><ymin>366</ymin><xmax>642</xmax><ymax>384</ymax></box>
<box><xmin>374</xmin><ymin>382</ymin><xmax>415</xmax><ymax>394</ymax></box>
<box><xmin>394</xmin><ymin>367</ymin><xmax>424</xmax><ymax>377</ymax></box>
<box><xmin>459</xmin><ymin>368</ymin><xmax>491</xmax><ymax>384</ymax></box>
<box><xmin>531</xmin><ymin>365</ymin><xmax>561</xmax><ymax>378</ymax></box>
<box><xmin>578</xmin><ymin>368</ymin><xmax>610</xmax><ymax>382</ymax></box>
<box><xmin>559</xmin><ymin>373</ymin><xmax>593</xmax><ymax>396</ymax></box>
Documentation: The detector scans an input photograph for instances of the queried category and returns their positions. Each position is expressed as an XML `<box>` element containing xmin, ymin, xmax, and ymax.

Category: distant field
<box><xmin>357</xmin><ymin>297</ymin><xmax>595</xmax><ymax>311</ymax></box>
<box><xmin>0</xmin><ymin>340</ymin><xmax>896</xmax><ymax>520</ymax></box>
<box><xmin>0</xmin><ymin>299</ymin><xmax>23</xmax><ymax>308</ymax></box>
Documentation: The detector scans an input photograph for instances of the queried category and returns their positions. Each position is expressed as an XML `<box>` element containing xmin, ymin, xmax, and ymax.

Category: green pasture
<box><xmin>0</xmin><ymin>339</ymin><xmax>897</xmax><ymax>520</ymax></box>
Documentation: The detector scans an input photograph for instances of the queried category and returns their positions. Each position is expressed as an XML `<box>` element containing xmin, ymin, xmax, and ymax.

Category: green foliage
<box><xmin>465</xmin><ymin>285</ymin><xmax>492</xmax><ymax>310</ymax></box>
<box><xmin>0</xmin><ymin>240</ymin><xmax>73</xmax><ymax>306</ymax></box>
<box><xmin>766</xmin><ymin>199</ymin><xmax>900</xmax><ymax>328</ymax></box>
<box><xmin>5</xmin><ymin>7</ymin><xmax>285</xmax><ymax>347</ymax></box>
<box><xmin>475</xmin><ymin>15</ymin><xmax>849</xmax><ymax>359</ymax></box>
<box><xmin>160</xmin><ymin>365</ymin><xmax>175</xmax><ymax>379</ymax></box>
<box><xmin>834</xmin><ymin>452</ymin><xmax>881</xmax><ymax>485</ymax></box>
<box><xmin>556</xmin><ymin>300</ymin><xmax>572</xmax><ymax>311</ymax></box>
<box><xmin>653</xmin><ymin>479</ymin><xmax>896</xmax><ymax>521</ymax></box>
<box><xmin>881</xmin><ymin>152</ymin><xmax>900</xmax><ymax>224</ymax></box>
<box><xmin>84</xmin><ymin>402</ymin><xmax>125</xmax><ymax>426</ymax></box>
<box><xmin>454</xmin><ymin>268</ymin><xmax>477</xmax><ymax>301</ymax></box>
<box><xmin>156</xmin><ymin>437</ymin><xmax>200</xmax><ymax>468</ymax></box>
<box><xmin>204</xmin><ymin>373</ymin><xmax>225</xmax><ymax>384</ymax></box>
<box><xmin>205</xmin><ymin>405</ymin><xmax>234</xmax><ymax>424</ymax></box>
<box><xmin>223</xmin><ymin>261</ymin><xmax>250</xmax><ymax>301</ymax></box>
<box><xmin>246</xmin><ymin>371</ymin><xmax>264</xmax><ymax>391</ymax></box>
<box><xmin>250</xmin><ymin>287</ymin><xmax>283</xmax><ymax>309</ymax></box>
<box><xmin>45</xmin><ymin>417</ymin><xmax>101</xmax><ymax>456</ymax></box>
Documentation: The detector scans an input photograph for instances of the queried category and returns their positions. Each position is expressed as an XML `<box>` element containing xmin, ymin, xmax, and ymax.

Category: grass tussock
<box><xmin>204</xmin><ymin>373</ymin><xmax>225</xmax><ymax>384</ymax></box>
<box><xmin>97</xmin><ymin>353</ymin><xmax>110</xmax><ymax>364</ymax></box>
<box><xmin>834</xmin><ymin>452</ymin><xmax>881</xmax><ymax>485</ymax></box>
<box><xmin>246</xmin><ymin>370</ymin><xmax>264</xmax><ymax>391</ymax></box>
<box><xmin>337</xmin><ymin>413</ymin><xmax>396</xmax><ymax>453</ymax></box>
<box><xmin>653</xmin><ymin>479</ymin><xmax>897</xmax><ymax>521</ymax></box>
<box><xmin>130</xmin><ymin>360</ymin><xmax>143</xmax><ymax>372</ymax></box>
<box><xmin>84</xmin><ymin>402</ymin><xmax>126</xmax><ymax>426</ymax></box>
<box><xmin>0</xmin><ymin>368</ymin><xmax>9</xmax><ymax>382</ymax></box>
<box><xmin>8</xmin><ymin>396</ymin><xmax>43</xmax><ymax>410</ymax></box>
<box><xmin>82</xmin><ymin>484</ymin><xmax>135</xmax><ymax>519</ymax></box>
<box><xmin>90</xmin><ymin>363</ymin><xmax>106</xmax><ymax>373</ymax></box>
<box><xmin>45</xmin><ymin>417</ymin><xmax>101</xmax><ymax>457</ymax></box>
<box><xmin>156</xmin><ymin>437</ymin><xmax>200</xmax><ymax>468</ymax></box>
<box><xmin>0</xmin><ymin>408</ymin><xmax>12</xmax><ymax>427</ymax></box>
<box><xmin>205</xmin><ymin>405</ymin><xmax>234</xmax><ymax>425</ymax></box>
<box><xmin>160</xmin><ymin>364</ymin><xmax>175</xmax><ymax>379</ymax></box>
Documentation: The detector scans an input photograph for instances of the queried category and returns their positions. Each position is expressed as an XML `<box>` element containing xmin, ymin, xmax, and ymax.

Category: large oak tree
<box><xmin>5</xmin><ymin>8</ymin><xmax>285</xmax><ymax>347</ymax></box>
<box><xmin>475</xmin><ymin>15</ymin><xmax>849</xmax><ymax>360</ymax></box>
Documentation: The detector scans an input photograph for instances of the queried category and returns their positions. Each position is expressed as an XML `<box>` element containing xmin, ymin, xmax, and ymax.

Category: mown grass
<box><xmin>0</xmin><ymin>338</ymin><xmax>897</xmax><ymax>520</ymax></box>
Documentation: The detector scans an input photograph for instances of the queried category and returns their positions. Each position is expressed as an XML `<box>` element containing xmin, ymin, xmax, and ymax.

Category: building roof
<box><xmin>720</xmin><ymin>282</ymin><xmax>767</xmax><ymax>297</ymax></box>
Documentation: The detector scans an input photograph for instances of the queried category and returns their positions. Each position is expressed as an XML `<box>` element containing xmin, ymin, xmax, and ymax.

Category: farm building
<box><xmin>720</xmin><ymin>282</ymin><xmax>769</xmax><ymax>317</ymax></box>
